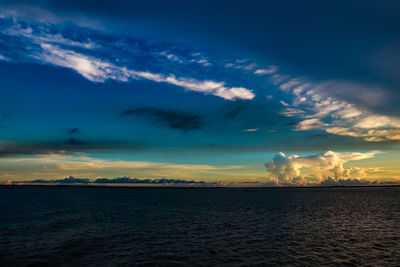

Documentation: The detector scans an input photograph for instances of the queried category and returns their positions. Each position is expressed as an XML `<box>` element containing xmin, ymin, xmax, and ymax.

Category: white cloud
<box><xmin>1</xmin><ymin>15</ymin><xmax>255</xmax><ymax>101</ymax></box>
<box><xmin>265</xmin><ymin>150</ymin><xmax>376</xmax><ymax>185</ymax></box>
<box><xmin>194</xmin><ymin>58</ymin><xmax>212</xmax><ymax>67</ymax></box>
<box><xmin>254</xmin><ymin>65</ymin><xmax>277</xmax><ymax>75</ymax></box>
<box><xmin>280</xmin><ymin>108</ymin><xmax>306</xmax><ymax>117</ymax></box>
<box><xmin>279</xmin><ymin>100</ymin><xmax>289</xmax><ymax>107</ymax></box>
<box><xmin>269</xmin><ymin>74</ymin><xmax>290</xmax><ymax>85</ymax></box>
<box><xmin>36</xmin><ymin>44</ymin><xmax>255</xmax><ymax>100</ymax></box>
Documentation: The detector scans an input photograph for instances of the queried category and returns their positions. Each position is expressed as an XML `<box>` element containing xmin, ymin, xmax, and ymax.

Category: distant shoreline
<box><xmin>1</xmin><ymin>183</ymin><xmax>400</xmax><ymax>189</ymax></box>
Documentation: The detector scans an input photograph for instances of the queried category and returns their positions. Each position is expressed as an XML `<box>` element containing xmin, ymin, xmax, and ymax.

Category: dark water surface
<box><xmin>0</xmin><ymin>186</ymin><xmax>399</xmax><ymax>266</ymax></box>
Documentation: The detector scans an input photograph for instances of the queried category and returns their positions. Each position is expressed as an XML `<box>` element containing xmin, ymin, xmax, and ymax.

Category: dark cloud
<box><xmin>0</xmin><ymin>140</ymin><xmax>146</xmax><ymax>157</ymax></box>
<box><xmin>224</xmin><ymin>107</ymin><xmax>242</xmax><ymax>119</ymax></box>
<box><xmin>122</xmin><ymin>107</ymin><xmax>202</xmax><ymax>131</ymax></box>
<box><xmin>4</xmin><ymin>0</ymin><xmax>399</xmax><ymax>116</ymax></box>
<box><xmin>68</xmin><ymin>128</ymin><xmax>79</xmax><ymax>134</ymax></box>
<box><xmin>30</xmin><ymin>176</ymin><xmax>90</xmax><ymax>184</ymax></box>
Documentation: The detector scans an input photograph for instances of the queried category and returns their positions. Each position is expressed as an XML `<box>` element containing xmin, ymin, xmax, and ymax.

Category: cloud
<box><xmin>280</xmin><ymin>108</ymin><xmax>306</xmax><ymax>117</ymax></box>
<box><xmin>0</xmin><ymin>14</ymin><xmax>255</xmax><ymax>101</ymax></box>
<box><xmin>130</xmin><ymin>72</ymin><xmax>255</xmax><ymax>100</ymax></box>
<box><xmin>94</xmin><ymin>177</ymin><xmax>212</xmax><ymax>185</ymax></box>
<box><xmin>254</xmin><ymin>66</ymin><xmax>277</xmax><ymax>75</ymax></box>
<box><xmin>279</xmin><ymin>79</ymin><xmax>302</xmax><ymax>92</ymax></box>
<box><xmin>295</xmin><ymin>118</ymin><xmax>327</xmax><ymax>131</ymax></box>
<box><xmin>0</xmin><ymin>140</ymin><xmax>144</xmax><ymax>157</ymax></box>
<box><xmin>273</xmin><ymin>75</ymin><xmax>400</xmax><ymax>142</ymax></box>
<box><xmin>122</xmin><ymin>107</ymin><xmax>202</xmax><ymax>131</ymax></box>
<box><xmin>38</xmin><ymin>44</ymin><xmax>254</xmax><ymax>100</ymax></box>
<box><xmin>3</xmin><ymin>21</ymin><xmax>98</xmax><ymax>49</ymax></box>
<box><xmin>69</xmin><ymin>128</ymin><xmax>79</xmax><ymax>134</ymax></box>
<box><xmin>225</xmin><ymin>60</ymin><xmax>257</xmax><ymax>71</ymax></box>
<box><xmin>265</xmin><ymin>150</ymin><xmax>376</xmax><ymax>185</ymax></box>
<box><xmin>30</xmin><ymin>176</ymin><xmax>90</xmax><ymax>184</ymax></box>
<box><xmin>37</xmin><ymin>43</ymin><xmax>130</xmax><ymax>82</ymax></box>
<box><xmin>0</xmin><ymin>153</ymin><xmax>243</xmax><ymax>181</ymax></box>
<box><xmin>159</xmin><ymin>51</ymin><xmax>183</xmax><ymax>63</ymax></box>
<box><xmin>64</xmin><ymin>138</ymin><xmax>85</xmax><ymax>146</ymax></box>
<box><xmin>21</xmin><ymin>176</ymin><xmax>217</xmax><ymax>186</ymax></box>
<box><xmin>0</xmin><ymin>4</ymin><xmax>103</xmax><ymax>29</ymax></box>
<box><xmin>242</xmin><ymin>128</ymin><xmax>258</xmax><ymax>132</ymax></box>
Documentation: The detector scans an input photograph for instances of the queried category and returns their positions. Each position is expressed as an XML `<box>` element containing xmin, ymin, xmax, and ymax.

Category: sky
<box><xmin>0</xmin><ymin>0</ymin><xmax>400</xmax><ymax>186</ymax></box>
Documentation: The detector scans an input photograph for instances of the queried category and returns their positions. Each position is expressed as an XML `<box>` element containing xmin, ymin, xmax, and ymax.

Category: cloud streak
<box><xmin>0</xmin><ymin>14</ymin><xmax>255</xmax><ymax>101</ymax></box>
<box><xmin>274</xmin><ymin>74</ymin><xmax>400</xmax><ymax>142</ymax></box>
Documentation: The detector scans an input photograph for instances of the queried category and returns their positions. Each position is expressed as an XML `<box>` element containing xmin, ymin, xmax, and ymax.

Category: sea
<box><xmin>0</xmin><ymin>186</ymin><xmax>399</xmax><ymax>266</ymax></box>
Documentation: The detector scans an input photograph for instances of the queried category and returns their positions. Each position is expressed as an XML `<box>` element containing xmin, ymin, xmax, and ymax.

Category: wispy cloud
<box><xmin>37</xmin><ymin>44</ymin><xmax>255</xmax><ymax>100</ymax></box>
<box><xmin>0</xmin><ymin>14</ymin><xmax>255</xmax><ymax>101</ymax></box>
<box><xmin>242</xmin><ymin>128</ymin><xmax>258</xmax><ymax>132</ymax></box>
<box><xmin>254</xmin><ymin>65</ymin><xmax>277</xmax><ymax>75</ymax></box>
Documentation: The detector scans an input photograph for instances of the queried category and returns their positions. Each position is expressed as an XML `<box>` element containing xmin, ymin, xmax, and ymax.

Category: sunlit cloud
<box><xmin>254</xmin><ymin>65</ymin><xmax>277</xmax><ymax>75</ymax></box>
<box><xmin>272</xmin><ymin>74</ymin><xmax>400</xmax><ymax>142</ymax></box>
<box><xmin>242</xmin><ymin>128</ymin><xmax>259</xmax><ymax>132</ymax></box>
<box><xmin>265</xmin><ymin>150</ymin><xmax>378</xmax><ymax>186</ymax></box>
<box><xmin>0</xmin><ymin>154</ymin><xmax>244</xmax><ymax>180</ymax></box>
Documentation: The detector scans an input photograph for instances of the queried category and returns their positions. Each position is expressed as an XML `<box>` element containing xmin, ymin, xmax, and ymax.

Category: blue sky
<box><xmin>1</xmin><ymin>1</ymin><xmax>400</xmax><ymax>185</ymax></box>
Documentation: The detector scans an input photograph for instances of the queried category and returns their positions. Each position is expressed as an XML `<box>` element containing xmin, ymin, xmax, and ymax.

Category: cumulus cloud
<box><xmin>265</xmin><ymin>150</ymin><xmax>376</xmax><ymax>186</ymax></box>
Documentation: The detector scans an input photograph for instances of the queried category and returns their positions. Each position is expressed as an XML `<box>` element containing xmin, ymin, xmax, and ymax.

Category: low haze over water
<box><xmin>1</xmin><ymin>186</ymin><xmax>399</xmax><ymax>266</ymax></box>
